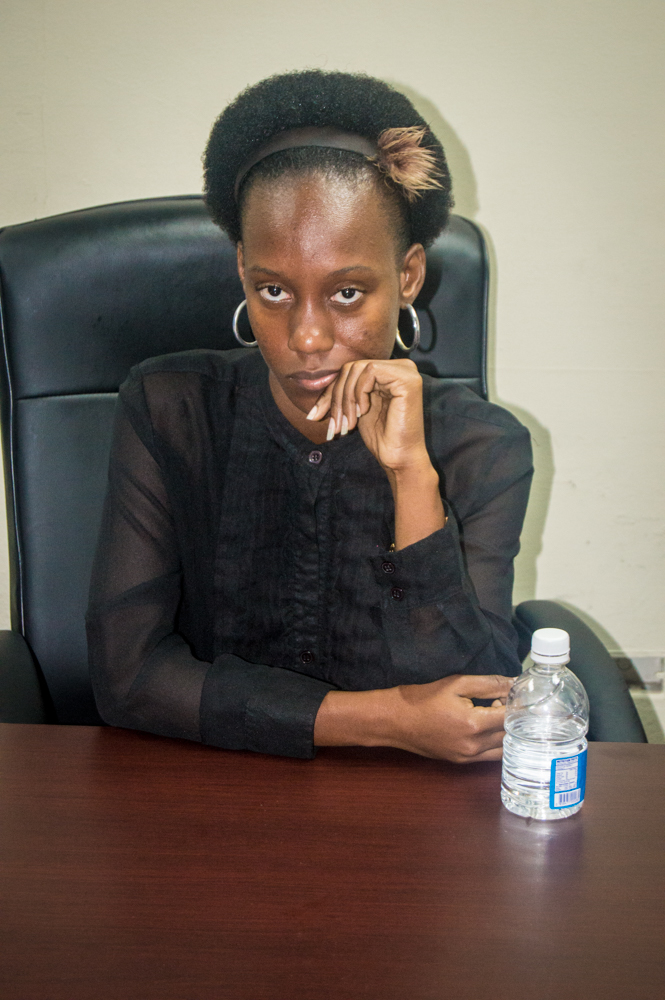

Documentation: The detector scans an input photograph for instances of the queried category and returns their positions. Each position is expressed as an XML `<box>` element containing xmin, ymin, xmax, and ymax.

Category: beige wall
<box><xmin>1</xmin><ymin>0</ymin><xmax>663</xmax><ymax>657</ymax></box>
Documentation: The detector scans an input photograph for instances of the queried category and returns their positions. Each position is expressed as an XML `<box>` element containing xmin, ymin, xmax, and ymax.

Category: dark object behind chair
<box><xmin>0</xmin><ymin>196</ymin><xmax>646</xmax><ymax>740</ymax></box>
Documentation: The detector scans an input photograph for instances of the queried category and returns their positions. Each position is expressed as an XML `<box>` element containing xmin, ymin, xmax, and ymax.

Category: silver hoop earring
<box><xmin>395</xmin><ymin>304</ymin><xmax>420</xmax><ymax>352</ymax></box>
<box><xmin>232</xmin><ymin>299</ymin><xmax>258</xmax><ymax>348</ymax></box>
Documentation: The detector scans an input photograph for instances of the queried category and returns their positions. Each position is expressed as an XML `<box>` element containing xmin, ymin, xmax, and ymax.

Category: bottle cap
<box><xmin>531</xmin><ymin>627</ymin><xmax>570</xmax><ymax>664</ymax></box>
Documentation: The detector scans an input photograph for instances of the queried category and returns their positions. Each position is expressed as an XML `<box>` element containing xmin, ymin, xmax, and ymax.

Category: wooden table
<box><xmin>0</xmin><ymin>725</ymin><xmax>663</xmax><ymax>999</ymax></box>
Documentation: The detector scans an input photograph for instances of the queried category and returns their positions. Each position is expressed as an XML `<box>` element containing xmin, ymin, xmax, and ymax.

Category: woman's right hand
<box><xmin>314</xmin><ymin>674</ymin><xmax>514</xmax><ymax>762</ymax></box>
<box><xmin>389</xmin><ymin>674</ymin><xmax>513</xmax><ymax>762</ymax></box>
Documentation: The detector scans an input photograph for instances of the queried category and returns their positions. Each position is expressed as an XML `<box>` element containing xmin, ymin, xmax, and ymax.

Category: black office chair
<box><xmin>0</xmin><ymin>196</ymin><xmax>646</xmax><ymax>741</ymax></box>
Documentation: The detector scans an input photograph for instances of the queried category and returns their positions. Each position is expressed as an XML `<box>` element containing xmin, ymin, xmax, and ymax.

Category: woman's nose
<box><xmin>288</xmin><ymin>301</ymin><xmax>335</xmax><ymax>354</ymax></box>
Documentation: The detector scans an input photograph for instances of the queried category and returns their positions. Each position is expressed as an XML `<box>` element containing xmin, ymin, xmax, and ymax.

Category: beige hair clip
<box><xmin>371</xmin><ymin>127</ymin><xmax>443</xmax><ymax>203</ymax></box>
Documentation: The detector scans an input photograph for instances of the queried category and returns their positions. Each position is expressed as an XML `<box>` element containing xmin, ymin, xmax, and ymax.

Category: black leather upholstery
<box><xmin>0</xmin><ymin>197</ymin><xmax>488</xmax><ymax>724</ymax></box>
<box><xmin>0</xmin><ymin>629</ymin><xmax>52</xmax><ymax>723</ymax></box>
<box><xmin>13</xmin><ymin>396</ymin><xmax>117</xmax><ymax>722</ymax></box>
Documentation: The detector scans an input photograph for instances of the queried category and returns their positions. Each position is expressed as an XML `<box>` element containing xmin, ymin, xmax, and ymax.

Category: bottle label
<box><xmin>549</xmin><ymin>749</ymin><xmax>587</xmax><ymax>809</ymax></box>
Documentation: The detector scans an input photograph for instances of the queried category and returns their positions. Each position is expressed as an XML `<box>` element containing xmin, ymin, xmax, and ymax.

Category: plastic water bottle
<box><xmin>501</xmin><ymin>628</ymin><xmax>589</xmax><ymax>820</ymax></box>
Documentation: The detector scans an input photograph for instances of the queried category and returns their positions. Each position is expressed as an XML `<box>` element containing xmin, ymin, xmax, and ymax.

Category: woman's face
<box><xmin>237</xmin><ymin>172</ymin><xmax>426</xmax><ymax>430</ymax></box>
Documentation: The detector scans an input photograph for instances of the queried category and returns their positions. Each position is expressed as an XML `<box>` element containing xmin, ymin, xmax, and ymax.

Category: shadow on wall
<box><xmin>392</xmin><ymin>83</ymin><xmax>479</xmax><ymax>219</ymax></box>
<box><xmin>396</xmin><ymin>81</ymin><xmax>554</xmax><ymax>606</ymax></box>
<box><xmin>480</xmin><ymin>220</ymin><xmax>625</xmax><ymax>651</ymax></box>
<box><xmin>480</xmin><ymin>223</ymin><xmax>555</xmax><ymax>606</ymax></box>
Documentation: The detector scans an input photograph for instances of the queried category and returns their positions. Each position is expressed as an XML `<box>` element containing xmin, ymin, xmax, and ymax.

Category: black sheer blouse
<box><xmin>86</xmin><ymin>349</ymin><xmax>533</xmax><ymax>758</ymax></box>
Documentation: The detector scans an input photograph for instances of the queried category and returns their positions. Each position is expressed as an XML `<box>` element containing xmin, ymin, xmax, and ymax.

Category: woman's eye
<box><xmin>332</xmin><ymin>288</ymin><xmax>362</xmax><ymax>304</ymax></box>
<box><xmin>259</xmin><ymin>285</ymin><xmax>289</xmax><ymax>302</ymax></box>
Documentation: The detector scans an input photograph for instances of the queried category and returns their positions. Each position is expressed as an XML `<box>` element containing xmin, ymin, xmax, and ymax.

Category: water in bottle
<box><xmin>501</xmin><ymin>628</ymin><xmax>589</xmax><ymax>820</ymax></box>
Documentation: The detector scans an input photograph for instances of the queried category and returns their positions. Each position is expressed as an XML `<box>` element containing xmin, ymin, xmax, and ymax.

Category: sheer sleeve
<box><xmin>369</xmin><ymin>385</ymin><xmax>533</xmax><ymax>679</ymax></box>
<box><xmin>86</xmin><ymin>397</ymin><xmax>209</xmax><ymax>741</ymax></box>
<box><xmin>86</xmin><ymin>389</ymin><xmax>332</xmax><ymax>757</ymax></box>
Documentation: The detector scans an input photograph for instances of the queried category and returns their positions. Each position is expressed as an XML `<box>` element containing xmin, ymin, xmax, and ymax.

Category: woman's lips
<box><xmin>289</xmin><ymin>370</ymin><xmax>340</xmax><ymax>392</ymax></box>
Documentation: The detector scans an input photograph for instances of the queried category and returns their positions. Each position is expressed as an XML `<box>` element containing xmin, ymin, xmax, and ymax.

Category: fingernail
<box><xmin>326</xmin><ymin>417</ymin><xmax>335</xmax><ymax>442</ymax></box>
<box><xmin>306</xmin><ymin>404</ymin><xmax>318</xmax><ymax>421</ymax></box>
<box><xmin>356</xmin><ymin>403</ymin><xmax>361</xmax><ymax>418</ymax></box>
<box><xmin>341</xmin><ymin>414</ymin><xmax>349</xmax><ymax>436</ymax></box>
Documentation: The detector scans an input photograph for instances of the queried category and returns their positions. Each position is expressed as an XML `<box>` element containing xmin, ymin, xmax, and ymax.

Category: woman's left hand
<box><xmin>307</xmin><ymin>358</ymin><xmax>429</xmax><ymax>475</ymax></box>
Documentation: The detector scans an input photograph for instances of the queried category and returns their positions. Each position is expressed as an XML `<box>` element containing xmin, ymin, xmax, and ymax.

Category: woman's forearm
<box><xmin>313</xmin><ymin>687</ymin><xmax>400</xmax><ymax>747</ymax></box>
<box><xmin>313</xmin><ymin>675</ymin><xmax>512</xmax><ymax>762</ymax></box>
<box><xmin>385</xmin><ymin>458</ymin><xmax>446</xmax><ymax>550</ymax></box>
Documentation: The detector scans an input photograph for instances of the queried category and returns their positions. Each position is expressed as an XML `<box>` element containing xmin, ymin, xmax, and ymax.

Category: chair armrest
<box><xmin>514</xmin><ymin>600</ymin><xmax>647</xmax><ymax>743</ymax></box>
<box><xmin>0</xmin><ymin>630</ymin><xmax>53</xmax><ymax>723</ymax></box>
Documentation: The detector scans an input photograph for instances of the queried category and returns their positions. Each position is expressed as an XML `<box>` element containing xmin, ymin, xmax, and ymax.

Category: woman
<box><xmin>86</xmin><ymin>70</ymin><xmax>533</xmax><ymax>762</ymax></box>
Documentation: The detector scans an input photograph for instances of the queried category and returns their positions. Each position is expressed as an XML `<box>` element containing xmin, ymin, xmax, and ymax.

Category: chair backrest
<box><xmin>0</xmin><ymin>196</ymin><xmax>489</xmax><ymax>724</ymax></box>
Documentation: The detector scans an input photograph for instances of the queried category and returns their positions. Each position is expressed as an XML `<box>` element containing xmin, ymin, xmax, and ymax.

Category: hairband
<box><xmin>234</xmin><ymin>125</ymin><xmax>443</xmax><ymax>204</ymax></box>
<box><xmin>234</xmin><ymin>127</ymin><xmax>378</xmax><ymax>200</ymax></box>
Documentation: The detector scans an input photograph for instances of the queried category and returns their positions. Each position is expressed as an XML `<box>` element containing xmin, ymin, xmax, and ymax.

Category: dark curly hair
<box><xmin>203</xmin><ymin>70</ymin><xmax>453</xmax><ymax>249</ymax></box>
